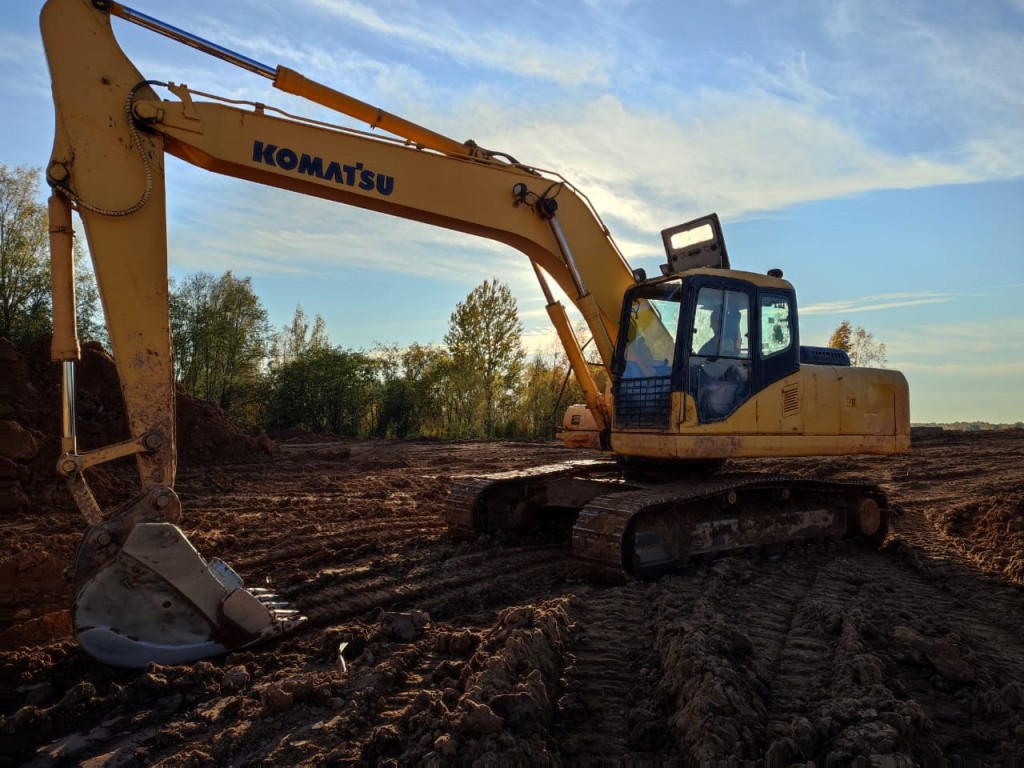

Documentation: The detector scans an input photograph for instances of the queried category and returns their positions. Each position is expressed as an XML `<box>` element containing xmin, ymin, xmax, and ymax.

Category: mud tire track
<box><xmin>555</xmin><ymin>582</ymin><xmax>673</xmax><ymax>761</ymax></box>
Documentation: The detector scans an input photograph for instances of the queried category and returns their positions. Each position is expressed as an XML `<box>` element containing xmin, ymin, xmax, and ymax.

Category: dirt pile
<box><xmin>0</xmin><ymin>336</ymin><xmax>272</xmax><ymax>519</ymax></box>
<box><xmin>930</xmin><ymin>490</ymin><xmax>1024</xmax><ymax>582</ymax></box>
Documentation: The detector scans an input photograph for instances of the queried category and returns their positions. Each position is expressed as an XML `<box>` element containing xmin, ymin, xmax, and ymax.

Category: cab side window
<box><xmin>691</xmin><ymin>287</ymin><xmax>749</xmax><ymax>359</ymax></box>
<box><xmin>760</xmin><ymin>294</ymin><xmax>792</xmax><ymax>358</ymax></box>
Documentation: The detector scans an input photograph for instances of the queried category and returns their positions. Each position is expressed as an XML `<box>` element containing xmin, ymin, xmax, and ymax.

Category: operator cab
<box><xmin>613</xmin><ymin>215</ymin><xmax>800</xmax><ymax>428</ymax></box>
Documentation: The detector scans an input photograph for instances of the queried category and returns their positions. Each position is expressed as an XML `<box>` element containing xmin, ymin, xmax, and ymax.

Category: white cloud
<box><xmin>815</xmin><ymin>2</ymin><xmax>1024</xmax><ymax>148</ymax></box>
<box><xmin>801</xmin><ymin>292</ymin><xmax>958</xmax><ymax>315</ymax></box>
<box><xmin>899</xmin><ymin>360</ymin><xmax>1024</xmax><ymax>377</ymax></box>
<box><xmin>737</xmin><ymin>49</ymin><xmax>836</xmax><ymax>106</ymax></box>
<box><xmin>431</xmin><ymin>90</ymin><xmax>985</xmax><ymax>251</ymax></box>
<box><xmin>305</xmin><ymin>0</ymin><xmax>609</xmax><ymax>88</ymax></box>
<box><xmin>166</xmin><ymin>174</ymin><xmax>538</xmax><ymax>287</ymax></box>
<box><xmin>0</xmin><ymin>32</ymin><xmax>48</xmax><ymax>96</ymax></box>
<box><xmin>118</xmin><ymin>0</ymin><xmax>1022</xmax><ymax>263</ymax></box>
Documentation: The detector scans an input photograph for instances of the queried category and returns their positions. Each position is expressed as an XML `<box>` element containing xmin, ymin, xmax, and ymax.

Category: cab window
<box><xmin>691</xmin><ymin>287</ymin><xmax>749</xmax><ymax>359</ymax></box>
<box><xmin>760</xmin><ymin>293</ymin><xmax>792</xmax><ymax>358</ymax></box>
<box><xmin>621</xmin><ymin>284</ymin><xmax>681</xmax><ymax>379</ymax></box>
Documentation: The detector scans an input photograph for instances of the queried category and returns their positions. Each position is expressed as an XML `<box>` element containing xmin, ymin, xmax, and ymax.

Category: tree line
<box><xmin>167</xmin><ymin>271</ymin><xmax>591</xmax><ymax>440</ymax></box>
<box><xmin>1</xmin><ymin>162</ymin><xmax>890</xmax><ymax>441</ymax></box>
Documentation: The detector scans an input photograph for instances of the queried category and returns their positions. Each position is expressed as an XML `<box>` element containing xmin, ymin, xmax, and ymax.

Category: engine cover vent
<box><xmin>782</xmin><ymin>384</ymin><xmax>800</xmax><ymax>416</ymax></box>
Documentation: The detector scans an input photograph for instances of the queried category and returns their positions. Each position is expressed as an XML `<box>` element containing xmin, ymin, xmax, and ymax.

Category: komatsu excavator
<box><xmin>41</xmin><ymin>0</ymin><xmax>910</xmax><ymax>667</ymax></box>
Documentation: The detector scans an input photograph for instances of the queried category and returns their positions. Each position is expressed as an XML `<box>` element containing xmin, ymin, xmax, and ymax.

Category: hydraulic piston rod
<box><xmin>545</xmin><ymin>212</ymin><xmax>615</xmax><ymax>368</ymax></box>
<box><xmin>48</xmin><ymin>194</ymin><xmax>79</xmax><ymax>456</ymax></box>
<box><xmin>106</xmin><ymin>2</ymin><xmax>275</xmax><ymax>78</ymax></box>
<box><xmin>105</xmin><ymin>2</ymin><xmax>472</xmax><ymax>158</ymax></box>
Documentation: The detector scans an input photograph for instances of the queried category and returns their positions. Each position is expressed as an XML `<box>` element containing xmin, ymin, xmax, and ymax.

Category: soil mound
<box><xmin>0</xmin><ymin>335</ymin><xmax>271</xmax><ymax>520</ymax></box>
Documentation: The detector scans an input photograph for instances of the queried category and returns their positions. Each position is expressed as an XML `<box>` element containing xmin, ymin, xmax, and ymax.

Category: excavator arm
<box><xmin>40</xmin><ymin>0</ymin><xmax>639</xmax><ymax>666</ymax></box>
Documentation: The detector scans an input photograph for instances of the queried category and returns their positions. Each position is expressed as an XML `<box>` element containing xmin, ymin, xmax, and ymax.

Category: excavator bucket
<box><xmin>71</xmin><ymin>488</ymin><xmax>305</xmax><ymax>668</ymax></box>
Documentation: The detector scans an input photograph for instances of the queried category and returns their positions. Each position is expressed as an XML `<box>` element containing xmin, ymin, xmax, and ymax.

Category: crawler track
<box><xmin>448</xmin><ymin>464</ymin><xmax>889</xmax><ymax>580</ymax></box>
<box><xmin>578</xmin><ymin>474</ymin><xmax>888</xmax><ymax>579</ymax></box>
<box><xmin>444</xmin><ymin>459</ymin><xmax>619</xmax><ymax>539</ymax></box>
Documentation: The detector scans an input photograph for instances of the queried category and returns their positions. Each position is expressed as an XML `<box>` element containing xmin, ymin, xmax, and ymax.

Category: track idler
<box><xmin>71</xmin><ymin>487</ymin><xmax>305</xmax><ymax>667</ymax></box>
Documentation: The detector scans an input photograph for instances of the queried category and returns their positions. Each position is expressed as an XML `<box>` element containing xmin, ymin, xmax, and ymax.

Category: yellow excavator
<box><xmin>41</xmin><ymin>0</ymin><xmax>910</xmax><ymax>667</ymax></box>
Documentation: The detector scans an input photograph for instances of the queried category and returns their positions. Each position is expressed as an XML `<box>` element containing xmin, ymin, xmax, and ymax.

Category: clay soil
<box><xmin>2</xmin><ymin>343</ymin><xmax>1024</xmax><ymax>765</ymax></box>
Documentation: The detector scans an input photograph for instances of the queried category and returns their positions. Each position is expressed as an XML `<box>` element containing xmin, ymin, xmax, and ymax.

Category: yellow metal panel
<box><xmin>611</xmin><ymin>432</ymin><xmax>904</xmax><ymax>459</ymax></box>
<box><xmin>801</xmin><ymin>367</ymin><xmax>840</xmax><ymax>435</ymax></box>
<box><xmin>681</xmin><ymin>267</ymin><xmax>794</xmax><ymax>291</ymax></box>
<box><xmin>838</xmin><ymin>368</ymin><xmax>907</xmax><ymax>436</ymax></box>
<box><xmin>610</xmin><ymin>364</ymin><xmax>910</xmax><ymax>459</ymax></box>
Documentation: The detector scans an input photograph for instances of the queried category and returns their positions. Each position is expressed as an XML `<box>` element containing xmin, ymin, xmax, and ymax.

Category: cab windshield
<box><xmin>620</xmin><ymin>281</ymin><xmax>681</xmax><ymax>379</ymax></box>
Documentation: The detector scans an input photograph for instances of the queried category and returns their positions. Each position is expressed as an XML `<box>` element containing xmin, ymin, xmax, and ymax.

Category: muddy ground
<box><xmin>2</xmin><ymin>342</ymin><xmax>1024</xmax><ymax>765</ymax></box>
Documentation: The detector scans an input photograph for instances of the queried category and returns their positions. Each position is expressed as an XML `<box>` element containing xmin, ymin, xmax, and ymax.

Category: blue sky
<box><xmin>5</xmin><ymin>0</ymin><xmax>1023</xmax><ymax>423</ymax></box>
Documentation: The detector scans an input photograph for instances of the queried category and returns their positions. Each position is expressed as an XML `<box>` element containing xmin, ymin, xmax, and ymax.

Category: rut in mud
<box><xmin>3</xmin><ymin>427</ymin><xmax>1024</xmax><ymax>766</ymax></box>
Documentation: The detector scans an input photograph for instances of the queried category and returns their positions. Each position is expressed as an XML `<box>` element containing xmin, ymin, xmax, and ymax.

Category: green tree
<box><xmin>372</xmin><ymin>343</ymin><xmax>408</xmax><ymax>437</ymax></box>
<box><xmin>0</xmin><ymin>164</ymin><xmax>107</xmax><ymax>347</ymax></box>
<box><xmin>266</xmin><ymin>346</ymin><xmax>377</xmax><ymax>435</ymax></box>
<box><xmin>519</xmin><ymin>324</ymin><xmax>609</xmax><ymax>439</ymax></box>
<box><xmin>169</xmin><ymin>270</ymin><xmax>270</xmax><ymax>423</ymax></box>
<box><xmin>827</xmin><ymin>319</ymin><xmax>853</xmax><ymax>353</ymax></box>
<box><xmin>269</xmin><ymin>304</ymin><xmax>330</xmax><ymax>369</ymax></box>
<box><xmin>850</xmin><ymin>326</ymin><xmax>887</xmax><ymax>367</ymax></box>
<box><xmin>0</xmin><ymin>164</ymin><xmax>50</xmax><ymax>345</ymax></box>
<box><xmin>828</xmin><ymin>319</ymin><xmax>887</xmax><ymax>367</ymax></box>
<box><xmin>444</xmin><ymin>278</ymin><xmax>526</xmax><ymax>438</ymax></box>
<box><xmin>520</xmin><ymin>353</ymin><xmax>565</xmax><ymax>438</ymax></box>
<box><xmin>73</xmin><ymin>242</ymin><xmax>106</xmax><ymax>348</ymax></box>
<box><xmin>373</xmin><ymin>342</ymin><xmax>454</xmax><ymax>438</ymax></box>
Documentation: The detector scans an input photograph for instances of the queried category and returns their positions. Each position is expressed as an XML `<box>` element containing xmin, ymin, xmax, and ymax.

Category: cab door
<box><xmin>684</xmin><ymin>280</ymin><xmax>755</xmax><ymax>423</ymax></box>
<box><xmin>682</xmin><ymin>277</ymin><xmax>800</xmax><ymax>425</ymax></box>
